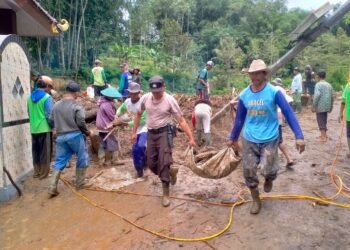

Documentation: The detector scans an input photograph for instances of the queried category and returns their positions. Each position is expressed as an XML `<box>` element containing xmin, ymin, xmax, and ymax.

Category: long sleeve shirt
<box><xmin>230</xmin><ymin>83</ymin><xmax>304</xmax><ymax>143</ymax></box>
<box><xmin>313</xmin><ymin>80</ymin><xmax>334</xmax><ymax>113</ymax></box>
<box><xmin>291</xmin><ymin>73</ymin><xmax>303</xmax><ymax>94</ymax></box>
<box><xmin>51</xmin><ymin>99</ymin><xmax>89</xmax><ymax>136</ymax></box>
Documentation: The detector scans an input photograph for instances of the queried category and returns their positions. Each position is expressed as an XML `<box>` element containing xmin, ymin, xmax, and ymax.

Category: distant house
<box><xmin>0</xmin><ymin>0</ymin><xmax>65</xmax><ymax>201</ymax></box>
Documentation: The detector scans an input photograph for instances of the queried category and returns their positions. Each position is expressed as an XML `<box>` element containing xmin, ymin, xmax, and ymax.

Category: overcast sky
<box><xmin>287</xmin><ymin>0</ymin><xmax>344</xmax><ymax>10</ymax></box>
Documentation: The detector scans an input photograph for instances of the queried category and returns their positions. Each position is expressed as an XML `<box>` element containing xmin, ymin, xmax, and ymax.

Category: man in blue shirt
<box><xmin>196</xmin><ymin>61</ymin><xmax>214</xmax><ymax>100</ymax></box>
<box><xmin>118</xmin><ymin>63</ymin><xmax>132</xmax><ymax>98</ymax></box>
<box><xmin>228</xmin><ymin>59</ymin><xmax>305</xmax><ymax>215</ymax></box>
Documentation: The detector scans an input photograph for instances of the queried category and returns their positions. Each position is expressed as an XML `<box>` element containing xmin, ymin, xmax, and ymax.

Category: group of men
<box><xmin>27</xmin><ymin>57</ymin><xmax>350</xmax><ymax>214</ymax></box>
<box><xmin>91</xmin><ymin>59</ymin><xmax>141</xmax><ymax>98</ymax></box>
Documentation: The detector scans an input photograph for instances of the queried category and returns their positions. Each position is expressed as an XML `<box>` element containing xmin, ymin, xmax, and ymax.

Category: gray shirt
<box><xmin>51</xmin><ymin>99</ymin><xmax>89</xmax><ymax>135</ymax></box>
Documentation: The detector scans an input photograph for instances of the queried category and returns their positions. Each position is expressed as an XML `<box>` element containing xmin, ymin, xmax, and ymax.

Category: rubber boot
<box><xmin>39</xmin><ymin>163</ymin><xmax>50</xmax><ymax>180</ymax></box>
<box><xmin>33</xmin><ymin>164</ymin><xmax>40</xmax><ymax>178</ymax></box>
<box><xmin>169</xmin><ymin>166</ymin><xmax>179</xmax><ymax>185</ymax></box>
<box><xmin>111</xmin><ymin>151</ymin><xmax>122</xmax><ymax>165</ymax></box>
<box><xmin>162</xmin><ymin>182</ymin><xmax>170</xmax><ymax>207</ymax></box>
<box><xmin>196</xmin><ymin>129</ymin><xmax>203</xmax><ymax>147</ymax></box>
<box><xmin>264</xmin><ymin>179</ymin><xmax>273</xmax><ymax>193</ymax></box>
<box><xmin>249</xmin><ymin>187</ymin><xmax>261</xmax><ymax>214</ymax></box>
<box><xmin>104</xmin><ymin>151</ymin><xmax>112</xmax><ymax>166</ymax></box>
<box><xmin>98</xmin><ymin>147</ymin><xmax>105</xmax><ymax>167</ymax></box>
<box><xmin>75</xmin><ymin>168</ymin><xmax>93</xmax><ymax>190</ymax></box>
<box><xmin>204</xmin><ymin>133</ymin><xmax>212</xmax><ymax>147</ymax></box>
<box><xmin>48</xmin><ymin>170</ymin><xmax>61</xmax><ymax>197</ymax></box>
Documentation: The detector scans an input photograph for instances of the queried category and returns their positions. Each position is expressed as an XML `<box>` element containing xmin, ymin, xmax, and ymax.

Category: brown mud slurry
<box><xmin>1</xmin><ymin>100</ymin><xmax>350</xmax><ymax>250</ymax></box>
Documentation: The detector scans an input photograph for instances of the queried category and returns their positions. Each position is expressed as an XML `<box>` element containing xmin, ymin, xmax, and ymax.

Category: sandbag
<box><xmin>184</xmin><ymin>147</ymin><xmax>241</xmax><ymax>179</ymax></box>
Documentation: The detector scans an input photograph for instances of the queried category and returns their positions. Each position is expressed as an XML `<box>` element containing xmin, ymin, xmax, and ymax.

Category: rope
<box><xmin>60</xmin><ymin>113</ymin><xmax>350</xmax><ymax>242</ymax></box>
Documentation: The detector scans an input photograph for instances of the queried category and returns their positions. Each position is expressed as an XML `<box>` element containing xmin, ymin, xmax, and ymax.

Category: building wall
<box><xmin>0</xmin><ymin>35</ymin><xmax>32</xmax><ymax>201</ymax></box>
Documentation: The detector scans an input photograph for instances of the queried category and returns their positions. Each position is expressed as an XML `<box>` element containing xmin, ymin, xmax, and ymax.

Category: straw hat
<box><xmin>247</xmin><ymin>59</ymin><xmax>269</xmax><ymax>73</ymax></box>
<box><xmin>101</xmin><ymin>87</ymin><xmax>122</xmax><ymax>98</ymax></box>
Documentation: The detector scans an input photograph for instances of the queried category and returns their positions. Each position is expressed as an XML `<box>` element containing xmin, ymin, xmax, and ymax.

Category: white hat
<box><xmin>206</xmin><ymin>60</ymin><xmax>214</xmax><ymax>66</ymax></box>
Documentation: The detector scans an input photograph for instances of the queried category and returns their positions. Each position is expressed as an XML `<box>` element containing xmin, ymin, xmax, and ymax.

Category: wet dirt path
<box><xmin>1</xmin><ymin>101</ymin><xmax>350</xmax><ymax>250</ymax></box>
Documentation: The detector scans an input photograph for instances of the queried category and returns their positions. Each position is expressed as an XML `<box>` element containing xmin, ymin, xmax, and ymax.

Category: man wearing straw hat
<box><xmin>228</xmin><ymin>59</ymin><xmax>305</xmax><ymax>215</ymax></box>
<box><xmin>117</xmin><ymin>82</ymin><xmax>147</xmax><ymax>178</ymax></box>
<box><xmin>132</xmin><ymin>76</ymin><xmax>196</xmax><ymax>207</ymax></box>
<box><xmin>96</xmin><ymin>86</ymin><xmax>123</xmax><ymax>166</ymax></box>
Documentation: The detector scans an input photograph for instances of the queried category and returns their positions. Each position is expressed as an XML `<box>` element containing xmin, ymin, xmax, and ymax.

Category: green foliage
<box><xmin>26</xmin><ymin>0</ymin><xmax>350</xmax><ymax>94</ymax></box>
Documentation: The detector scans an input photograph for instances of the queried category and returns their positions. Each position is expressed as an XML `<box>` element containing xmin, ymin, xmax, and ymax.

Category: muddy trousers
<box><xmin>132</xmin><ymin>132</ymin><xmax>147</xmax><ymax>173</ymax></box>
<box><xmin>32</xmin><ymin>132</ymin><xmax>52</xmax><ymax>178</ymax></box>
<box><xmin>147</xmin><ymin>129</ymin><xmax>173</xmax><ymax>183</ymax></box>
<box><xmin>242</xmin><ymin>138</ymin><xmax>279</xmax><ymax>188</ymax></box>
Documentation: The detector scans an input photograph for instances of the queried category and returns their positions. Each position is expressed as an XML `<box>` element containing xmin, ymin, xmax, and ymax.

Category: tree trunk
<box><xmin>45</xmin><ymin>38</ymin><xmax>51</xmax><ymax>69</ymax></box>
<box><xmin>37</xmin><ymin>38</ymin><xmax>43</xmax><ymax>72</ymax></box>
<box><xmin>73</xmin><ymin>0</ymin><xmax>88</xmax><ymax>71</ymax></box>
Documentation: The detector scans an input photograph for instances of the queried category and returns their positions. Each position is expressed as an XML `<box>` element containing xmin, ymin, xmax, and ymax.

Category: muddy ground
<box><xmin>1</xmin><ymin>99</ymin><xmax>350</xmax><ymax>250</ymax></box>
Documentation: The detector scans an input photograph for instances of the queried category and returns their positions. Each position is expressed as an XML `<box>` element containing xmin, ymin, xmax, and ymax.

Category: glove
<box><xmin>296</xmin><ymin>139</ymin><xmax>305</xmax><ymax>154</ymax></box>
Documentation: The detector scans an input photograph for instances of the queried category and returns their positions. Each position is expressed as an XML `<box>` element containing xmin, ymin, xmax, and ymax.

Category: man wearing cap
<box><xmin>31</xmin><ymin>70</ymin><xmax>41</xmax><ymax>91</ymax></box>
<box><xmin>196</xmin><ymin>61</ymin><xmax>214</xmax><ymax>100</ymax></box>
<box><xmin>118</xmin><ymin>63</ymin><xmax>133</xmax><ymax>98</ymax></box>
<box><xmin>132</xmin><ymin>76</ymin><xmax>196</xmax><ymax>207</ymax></box>
<box><xmin>48</xmin><ymin>81</ymin><xmax>92</xmax><ymax>197</ymax></box>
<box><xmin>291</xmin><ymin>67</ymin><xmax>303</xmax><ymax>113</ymax></box>
<box><xmin>131</xmin><ymin>67</ymin><xmax>142</xmax><ymax>85</ymax></box>
<box><xmin>28</xmin><ymin>79</ymin><xmax>54</xmax><ymax>179</ymax></box>
<box><xmin>228</xmin><ymin>59</ymin><xmax>305</xmax><ymax>215</ymax></box>
<box><xmin>91</xmin><ymin>59</ymin><xmax>108</xmax><ymax>97</ymax></box>
<box><xmin>304</xmin><ymin>65</ymin><xmax>315</xmax><ymax>105</ymax></box>
<box><xmin>117</xmin><ymin>82</ymin><xmax>147</xmax><ymax>177</ymax></box>
<box><xmin>96</xmin><ymin>87</ymin><xmax>122</xmax><ymax>166</ymax></box>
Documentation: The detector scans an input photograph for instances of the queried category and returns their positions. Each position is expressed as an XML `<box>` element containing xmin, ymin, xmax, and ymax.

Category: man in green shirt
<box><xmin>196</xmin><ymin>61</ymin><xmax>214</xmax><ymax>100</ymax></box>
<box><xmin>339</xmin><ymin>82</ymin><xmax>350</xmax><ymax>158</ymax></box>
<box><xmin>117</xmin><ymin>82</ymin><xmax>147</xmax><ymax>178</ymax></box>
<box><xmin>91</xmin><ymin>59</ymin><xmax>107</xmax><ymax>97</ymax></box>
<box><xmin>28</xmin><ymin>79</ymin><xmax>54</xmax><ymax>179</ymax></box>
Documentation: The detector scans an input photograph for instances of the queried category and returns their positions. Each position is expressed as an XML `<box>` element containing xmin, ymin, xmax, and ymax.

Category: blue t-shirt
<box><xmin>230</xmin><ymin>83</ymin><xmax>304</xmax><ymax>143</ymax></box>
<box><xmin>241</xmin><ymin>83</ymin><xmax>279</xmax><ymax>142</ymax></box>
<box><xmin>119</xmin><ymin>72</ymin><xmax>133</xmax><ymax>97</ymax></box>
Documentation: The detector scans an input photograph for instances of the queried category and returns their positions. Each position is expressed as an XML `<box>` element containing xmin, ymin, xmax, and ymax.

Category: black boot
<box><xmin>162</xmin><ymin>182</ymin><xmax>170</xmax><ymax>207</ymax></box>
<box><xmin>249</xmin><ymin>187</ymin><xmax>261</xmax><ymax>214</ymax></box>
<box><xmin>169</xmin><ymin>166</ymin><xmax>179</xmax><ymax>185</ymax></box>
<box><xmin>264</xmin><ymin>179</ymin><xmax>273</xmax><ymax>193</ymax></box>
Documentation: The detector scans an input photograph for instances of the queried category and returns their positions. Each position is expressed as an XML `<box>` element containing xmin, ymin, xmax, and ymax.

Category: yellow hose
<box><xmin>60</xmin><ymin>113</ymin><xmax>350</xmax><ymax>242</ymax></box>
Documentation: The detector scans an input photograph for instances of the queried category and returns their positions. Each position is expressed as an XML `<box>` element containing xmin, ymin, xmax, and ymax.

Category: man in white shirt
<box><xmin>291</xmin><ymin>67</ymin><xmax>303</xmax><ymax>113</ymax></box>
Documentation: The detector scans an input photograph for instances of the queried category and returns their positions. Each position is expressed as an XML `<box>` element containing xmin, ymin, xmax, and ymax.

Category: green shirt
<box><xmin>91</xmin><ymin>66</ymin><xmax>107</xmax><ymax>86</ymax></box>
<box><xmin>28</xmin><ymin>94</ymin><xmax>52</xmax><ymax>134</ymax></box>
<box><xmin>342</xmin><ymin>84</ymin><xmax>350</xmax><ymax>121</ymax></box>
<box><xmin>117</xmin><ymin>98</ymin><xmax>147</xmax><ymax>134</ymax></box>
